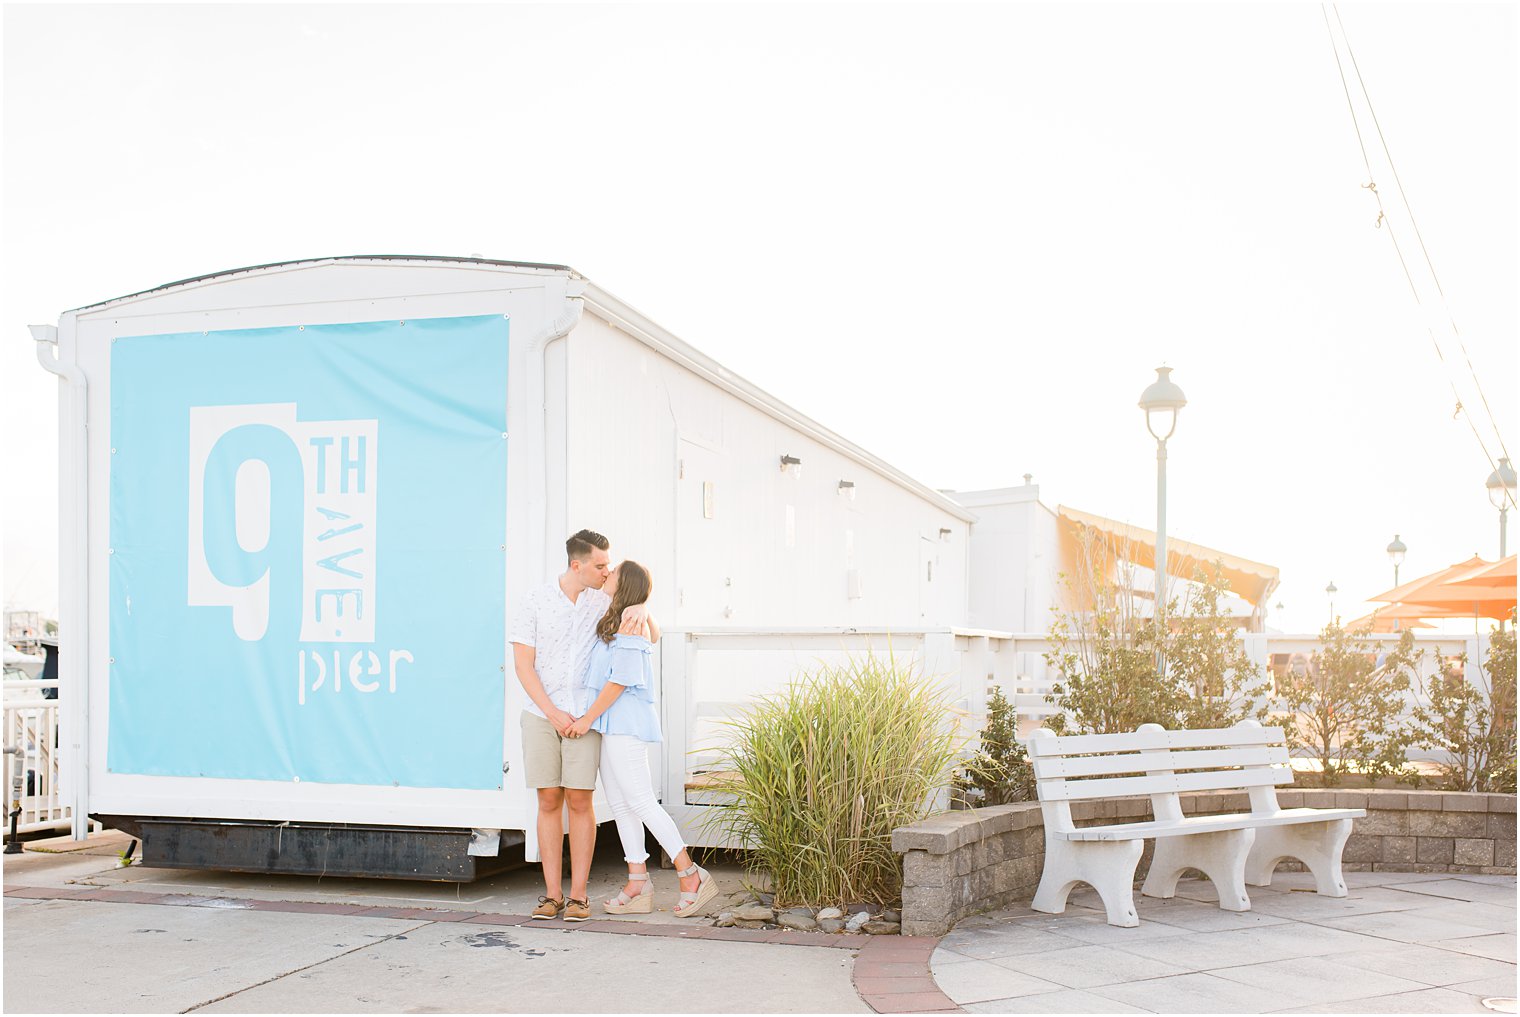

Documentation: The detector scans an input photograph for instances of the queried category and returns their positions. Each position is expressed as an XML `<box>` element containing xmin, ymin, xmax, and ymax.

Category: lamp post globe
<box><xmin>1386</xmin><ymin>534</ymin><xmax>1407</xmax><ymax>587</ymax></box>
<box><xmin>1139</xmin><ymin>367</ymin><xmax>1186</xmax><ymax>636</ymax></box>
<box><xmin>1140</xmin><ymin>366</ymin><xmax>1187</xmax><ymax>442</ymax></box>
<box><xmin>1487</xmin><ymin>457</ymin><xmax>1517</xmax><ymax>558</ymax></box>
<box><xmin>1326</xmin><ymin>581</ymin><xmax>1338</xmax><ymax>626</ymax></box>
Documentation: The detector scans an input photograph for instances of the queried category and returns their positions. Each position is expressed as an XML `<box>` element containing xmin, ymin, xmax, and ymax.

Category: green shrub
<box><xmin>1277</xmin><ymin>624</ymin><xmax>1420</xmax><ymax>787</ymax></box>
<box><xmin>1487</xmin><ymin>759</ymin><xmax>1517</xmax><ymax>795</ymax></box>
<box><xmin>954</xmin><ymin>684</ymin><xmax>1035</xmax><ymax>806</ymax></box>
<box><xmin>1412</xmin><ymin>622</ymin><xmax>1516</xmax><ymax>792</ymax></box>
<box><xmin>699</xmin><ymin>653</ymin><xmax>963</xmax><ymax>907</ymax></box>
<box><xmin>1043</xmin><ymin>552</ymin><xmax>1271</xmax><ymax>735</ymax></box>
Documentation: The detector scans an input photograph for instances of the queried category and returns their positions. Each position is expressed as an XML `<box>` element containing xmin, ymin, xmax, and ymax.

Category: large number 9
<box><xmin>195</xmin><ymin>422</ymin><xmax>303</xmax><ymax>642</ymax></box>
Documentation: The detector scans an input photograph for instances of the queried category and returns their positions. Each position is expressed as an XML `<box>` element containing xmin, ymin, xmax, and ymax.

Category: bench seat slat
<box><xmin>1030</xmin><ymin>726</ymin><xmax>1286</xmax><ymax>756</ymax></box>
<box><xmin>1054</xmin><ymin>807</ymin><xmax>1367</xmax><ymax>842</ymax></box>
<box><xmin>1031</xmin><ymin>745</ymin><xmax>1290</xmax><ymax>779</ymax></box>
<box><xmin>1037</xmin><ymin>765</ymin><xmax>1292</xmax><ymax>802</ymax></box>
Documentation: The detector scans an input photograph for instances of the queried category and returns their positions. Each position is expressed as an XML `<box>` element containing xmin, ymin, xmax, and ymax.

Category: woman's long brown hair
<box><xmin>597</xmin><ymin>561</ymin><xmax>652</xmax><ymax>643</ymax></box>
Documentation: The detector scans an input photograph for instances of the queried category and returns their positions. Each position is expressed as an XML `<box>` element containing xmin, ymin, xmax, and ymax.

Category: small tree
<box><xmin>1043</xmin><ymin>542</ymin><xmax>1270</xmax><ymax>735</ymax></box>
<box><xmin>1412</xmin><ymin>620</ymin><xmax>1516</xmax><ymax>792</ymax></box>
<box><xmin>1044</xmin><ymin>604</ymin><xmax>1173</xmax><ymax>735</ymax></box>
<box><xmin>1488</xmin><ymin>621</ymin><xmax>1518</xmax><ymax>792</ymax></box>
<box><xmin>1043</xmin><ymin>536</ymin><xmax>1175</xmax><ymax>735</ymax></box>
<box><xmin>954</xmin><ymin>685</ymin><xmax>1035</xmax><ymax>806</ymax></box>
<box><xmin>1277</xmin><ymin>623</ymin><xmax>1420</xmax><ymax>786</ymax></box>
<box><xmin>1167</xmin><ymin>565</ymin><xmax>1273</xmax><ymax>730</ymax></box>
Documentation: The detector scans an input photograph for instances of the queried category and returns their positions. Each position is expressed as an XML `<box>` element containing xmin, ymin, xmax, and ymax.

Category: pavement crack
<box><xmin>179</xmin><ymin>920</ymin><xmax>432</xmax><ymax>1013</ymax></box>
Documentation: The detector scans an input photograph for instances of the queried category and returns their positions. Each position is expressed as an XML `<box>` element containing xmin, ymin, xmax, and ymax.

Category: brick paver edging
<box><xmin>852</xmin><ymin>935</ymin><xmax>962</xmax><ymax>1014</ymax></box>
<box><xmin>2</xmin><ymin>883</ymin><xmax>866</xmax><ymax>950</ymax></box>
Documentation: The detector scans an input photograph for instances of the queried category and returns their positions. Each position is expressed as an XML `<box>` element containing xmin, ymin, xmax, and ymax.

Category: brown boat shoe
<box><xmin>531</xmin><ymin>896</ymin><xmax>563</xmax><ymax>920</ymax></box>
<box><xmin>563</xmin><ymin>898</ymin><xmax>591</xmax><ymax>922</ymax></box>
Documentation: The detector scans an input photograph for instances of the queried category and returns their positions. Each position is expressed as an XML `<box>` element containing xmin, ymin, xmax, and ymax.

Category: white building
<box><xmin>34</xmin><ymin>255</ymin><xmax>1275</xmax><ymax>874</ymax></box>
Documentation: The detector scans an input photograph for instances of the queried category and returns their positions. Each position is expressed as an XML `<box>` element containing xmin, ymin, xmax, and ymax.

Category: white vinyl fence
<box><xmin>2</xmin><ymin>679</ymin><xmax>71</xmax><ymax>835</ymax></box>
<box><xmin>1004</xmin><ymin>630</ymin><xmax>1495</xmax><ymax>767</ymax></box>
<box><xmin>1</xmin><ymin>628</ymin><xmax>1501</xmax><ymax>847</ymax></box>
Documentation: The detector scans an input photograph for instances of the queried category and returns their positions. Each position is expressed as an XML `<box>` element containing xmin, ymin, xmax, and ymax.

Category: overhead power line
<box><xmin>1320</xmin><ymin>4</ymin><xmax>1516</xmax><ymax>509</ymax></box>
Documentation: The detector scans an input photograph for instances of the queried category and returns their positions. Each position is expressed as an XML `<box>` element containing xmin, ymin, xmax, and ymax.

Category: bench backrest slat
<box><xmin>1033</xmin><ymin>764</ymin><xmax>1292</xmax><ymax>803</ymax></box>
<box><xmin>1033</xmin><ymin>744</ymin><xmax>1289</xmax><ymax>780</ymax></box>
<box><xmin>1027</xmin><ymin>723</ymin><xmax>1293</xmax><ymax>814</ymax></box>
<box><xmin>1029</xmin><ymin>726</ymin><xmax>1284</xmax><ymax>757</ymax></box>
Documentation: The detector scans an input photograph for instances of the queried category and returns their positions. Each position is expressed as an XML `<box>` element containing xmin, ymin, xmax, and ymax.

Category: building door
<box><xmin>919</xmin><ymin>535</ymin><xmax>938</xmax><ymax>622</ymax></box>
<box><xmin>675</xmin><ymin>438</ymin><xmax>729</xmax><ymax>628</ymax></box>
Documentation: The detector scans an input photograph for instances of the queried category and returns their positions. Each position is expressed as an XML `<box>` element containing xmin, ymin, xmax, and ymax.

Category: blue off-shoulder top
<box><xmin>583</xmin><ymin>634</ymin><xmax>660</xmax><ymax>743</ymax></box>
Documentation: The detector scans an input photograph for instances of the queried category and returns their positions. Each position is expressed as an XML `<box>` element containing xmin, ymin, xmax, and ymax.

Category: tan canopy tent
<box><xmin>1056</xmin><ymin>505</ymin><xmax>1280</xmax><ymax>611</ymax></box>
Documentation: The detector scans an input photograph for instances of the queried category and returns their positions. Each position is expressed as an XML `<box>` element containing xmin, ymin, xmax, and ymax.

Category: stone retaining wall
<box><xmin>891</xmin><ymin>789</ymin><xmax>1517</xmax><ymax>937</ymax></box>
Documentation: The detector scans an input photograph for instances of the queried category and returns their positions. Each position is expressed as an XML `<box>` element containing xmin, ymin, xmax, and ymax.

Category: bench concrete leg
<box><xmin>1142</xmin><ymin>829</ymin><xmax>1255</xmax><ymax>912</ymax></box>
<box><xmin>1032</xmin><ymin>838</ymin><xmax>1144</xmax><ymax>928</ymax></box>
<box><xmin>1245</xmin><ymin>819</ymin><xmax>1352</xmax><ymax>897</ymax></box>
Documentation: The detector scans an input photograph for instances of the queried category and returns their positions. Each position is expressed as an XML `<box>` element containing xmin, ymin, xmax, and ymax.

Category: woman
<box><xmin>567</xmin><ymin>561</ymin><xmax>719</xmax><ymax>917</ymax></box>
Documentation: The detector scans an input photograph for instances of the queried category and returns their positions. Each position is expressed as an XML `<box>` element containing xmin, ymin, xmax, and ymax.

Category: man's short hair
<box><xmin>566</xmin><ymin>529</ymin><xmax>610</xmax><ymax>562</ymax></box>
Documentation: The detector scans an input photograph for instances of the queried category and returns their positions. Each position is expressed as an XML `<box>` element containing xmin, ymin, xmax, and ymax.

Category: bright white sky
<box><xmin>2</xmin><ymin>2</ymin><xmax>1515</xmax><ymax>635</ymax></box>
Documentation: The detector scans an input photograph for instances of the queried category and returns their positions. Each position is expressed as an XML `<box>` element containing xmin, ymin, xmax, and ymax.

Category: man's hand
<box><xmin>548</xmin><ymin>706</ymin><xmax>576</xmax><ymax>737</ymax></box>
<box><xmin>620</xmin><ymin>603</ymin><xmax>652</xmax><ymax>637</ymax></box>
<box><xmin>566</xmin><ymin>716</ymin><xmax>593</xmax><ymax>738</ymax></box>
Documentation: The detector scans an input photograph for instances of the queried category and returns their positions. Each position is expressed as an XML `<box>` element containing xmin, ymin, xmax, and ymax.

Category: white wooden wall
<box><xmin>563</xmin><ymin>312</ymin><xmax>971</xmax><ymax>631</ymax></box>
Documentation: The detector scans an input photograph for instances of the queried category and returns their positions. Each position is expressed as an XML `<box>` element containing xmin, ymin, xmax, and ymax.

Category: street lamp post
<box><xmin>1486</xmin><ymin>457</ymin><xmax>1517</xmax><ymax>558</ymax></box>
<box><xmin>1326</xmin><ymin>581</ymin><xmax>1338</xmax><ymax>627</ymax></box>
<box><xmin>1385</xmin><ymin>535</ymin><xmax>1407</xmax><ymax>633</ymax></box>
<box><xmin>1386</xmin><ymin>534</ymin><xmax>1407</xmax><ymax>588</ymax></box>
<box><xmin>1139</xmin><ymin>367</ymin><xmax>1187</xmax><ymax>627</ymax></box>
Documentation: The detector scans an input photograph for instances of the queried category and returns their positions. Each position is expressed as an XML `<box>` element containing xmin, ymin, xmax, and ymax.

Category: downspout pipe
<box><xmin>32</xmin><ymin>323</ymin><xmax>90</xmax><ymax>840</ymax></box>
<box><xmin>517</xmin><ymin>287</ymin><xmax>581</xmax><ymax>864</ymax></box>
<box><xmin>524</xmin><ymin>285</ymin><xmax>584</xmax><ymax>583</ymax></box>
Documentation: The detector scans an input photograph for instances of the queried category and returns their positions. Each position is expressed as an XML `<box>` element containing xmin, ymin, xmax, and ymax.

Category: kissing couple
<box><xmin>509</xmin><ymin>529</ymin><xmax>718</xmax><ymax>922</ymax></box>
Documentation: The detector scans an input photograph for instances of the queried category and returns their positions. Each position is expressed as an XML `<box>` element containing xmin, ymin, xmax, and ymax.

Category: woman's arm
<box><xmin>567</xmin><ymin>681</ymin><xmax>626</xmax><ymax>737</ymax></box>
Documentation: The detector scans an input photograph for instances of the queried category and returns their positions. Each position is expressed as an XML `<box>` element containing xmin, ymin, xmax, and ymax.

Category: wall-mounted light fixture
<box><xmin>780</xmin><ymin>454</ymin><xmax>802</xmax><ymax>478</ymax></box>
<box><xmin>838</xmin><ymin>480</ymin><xmax>855</xmax><ymax>501</ymax></box>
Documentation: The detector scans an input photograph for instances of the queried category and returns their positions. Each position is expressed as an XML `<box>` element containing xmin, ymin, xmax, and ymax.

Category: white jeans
<box><xmin>599</xmin><ymin>733</ymin><xmax>686</xmax><ymax>865</ymax></box>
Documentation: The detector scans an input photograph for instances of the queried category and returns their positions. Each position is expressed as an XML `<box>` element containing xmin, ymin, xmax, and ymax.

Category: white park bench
<box><xmin>1026</xmin><ymin>720</ymin><xmax>1365</xmax><ymax>927</ymax></box>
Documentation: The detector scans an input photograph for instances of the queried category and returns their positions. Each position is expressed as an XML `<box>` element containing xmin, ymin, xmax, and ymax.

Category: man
<box><xmin>509</xmin><ymin>529</ymin><xmax>648</xmax><ymax>922</ymax></box>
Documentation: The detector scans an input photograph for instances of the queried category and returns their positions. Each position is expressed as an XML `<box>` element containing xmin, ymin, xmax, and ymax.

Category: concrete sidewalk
<box><xmin>3</xmin><ymin>831</ymin><xmax>890</xmax><ymax>1014</ymax></box>
<box><xmin>930</xmin><ymin>869</ymin><xmax>1517</xmax><ymax>1014</ymax></box>
<box><xmin>14</xmin><ymin>829</ymin><xmax>1510</xmax><ymax>1014</ymax></box>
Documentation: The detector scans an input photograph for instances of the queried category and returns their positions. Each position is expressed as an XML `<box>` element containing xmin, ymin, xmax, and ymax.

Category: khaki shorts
<box><xmin>520</xmin><ymin>711</ymin><xmax>601</xmax><ymax>790</ymax></box>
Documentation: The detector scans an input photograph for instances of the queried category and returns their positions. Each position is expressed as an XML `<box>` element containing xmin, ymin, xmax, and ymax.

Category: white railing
<box><xmin>662</xmin><ymin>627</ymin><xmax>1495</xmax><ymax>783</ymax></box>
<box><xmin>997</xmin><ymin>631</ymin><xmax>1494</xmax><ymax>766</ymax></box>
<box><xmin>2</xmin><ymin>679</ymin><xmax>70</xmax><ymax>835</ymax></box>
<box><xmin>3</xmin><ymin>627</ymin><xmax>1496</xmax><ymax>847</ymax></box>
<box><xmin>663</xmin><ymin>627</ymin><xmax>1012</xmax><ymax>840</ymax></box>
<box><xmin>662</xmin><ymin>625</ymin><xmax>1495</xmax><ymax>833</ymax></box>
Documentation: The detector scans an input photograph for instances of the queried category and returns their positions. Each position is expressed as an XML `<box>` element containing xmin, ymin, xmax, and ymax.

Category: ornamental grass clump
<box><xmin>699</xmin><ymin>653</ymin><xmax>962</xmax><ymax>908</ymax></box>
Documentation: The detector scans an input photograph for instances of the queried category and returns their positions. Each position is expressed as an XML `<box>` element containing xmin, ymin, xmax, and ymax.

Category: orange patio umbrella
<box><xmin>1447</xmin><ymin>555</ymin><xmax>1517</xmax><ymax>589</ymax></box>
<box><xmin>1369</xmin><ymin>556</ymin><xmax>1492</xmax><ymax>604</ymax></box>
<box><xmin>1369</xmin><ymin>556</ymin><xmax>1516</xmax><ymax>621</ymax></box>
<box><xmin>1345</xmin><ymin>605</ymin><xmax>1438</xmax><ymax>633</ymax></box>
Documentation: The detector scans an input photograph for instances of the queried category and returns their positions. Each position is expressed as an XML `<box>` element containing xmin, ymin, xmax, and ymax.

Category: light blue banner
<box><xmin>109</xmin><ymin>315</ymin><xmax>508</xmax><ymax>790</ymax></box>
